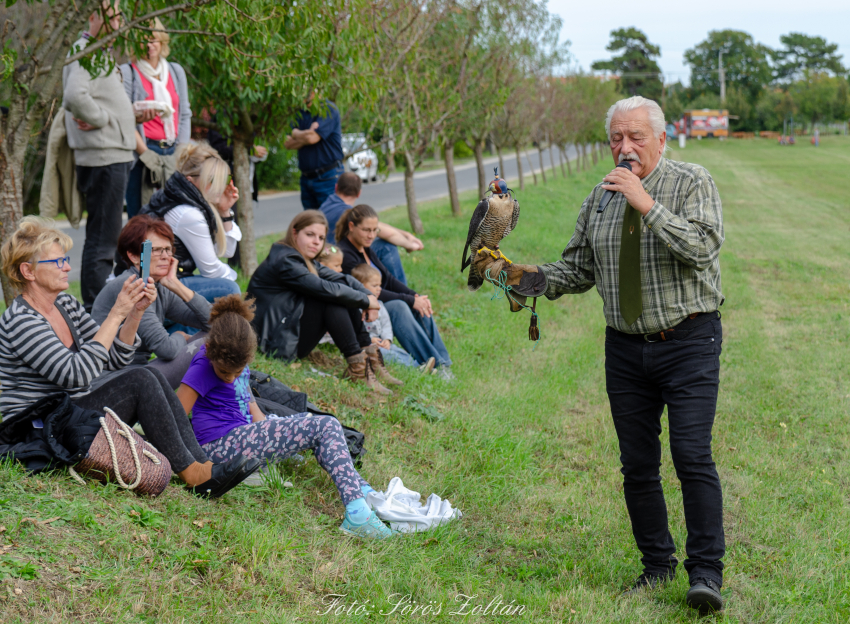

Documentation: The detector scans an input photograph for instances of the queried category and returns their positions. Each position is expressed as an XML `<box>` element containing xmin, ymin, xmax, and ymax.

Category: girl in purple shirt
<box><xmin>177</xmin><ymin>295</ymin><xmax>393</xmax><ymax>539</ymax></box>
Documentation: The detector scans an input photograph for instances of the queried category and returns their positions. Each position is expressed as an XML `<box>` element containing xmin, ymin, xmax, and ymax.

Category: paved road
<box><xmin>57</xmin><ymin>145</ymin><xmax>576</xmax><ymax>282</ymax></box>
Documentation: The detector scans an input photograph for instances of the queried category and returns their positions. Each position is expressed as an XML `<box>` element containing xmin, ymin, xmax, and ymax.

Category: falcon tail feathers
<box><xmin>467</xmin><ymin>264</ymin><xmax>484</xmax><ymax>291</ymax></box>
<box><xmin>461</xmin><ymin>243</ymin><xmax>472</xmax><ymax>272</ymax></box>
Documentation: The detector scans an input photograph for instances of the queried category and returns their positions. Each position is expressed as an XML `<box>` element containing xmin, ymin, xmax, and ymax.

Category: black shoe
<box><xmin>621</xmin><ymin>572</ymin><xmax>674</xmax><ymax>597</ymax></box>
<box><xmin>188</xmin><ymin>455</ymin><xmax>261</xmax><ymax>499</ymax></box>
<box><xmin>686</xmin><ymin>578</ymin><xmax>723</xmax><ymax>614</ymax></box>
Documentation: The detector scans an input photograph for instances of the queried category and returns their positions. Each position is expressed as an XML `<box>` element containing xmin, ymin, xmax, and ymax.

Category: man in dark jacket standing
<box><xmin>284</xmin><ymin>98</ymin><xmax>344</xmax><ymax>210</ymax></box>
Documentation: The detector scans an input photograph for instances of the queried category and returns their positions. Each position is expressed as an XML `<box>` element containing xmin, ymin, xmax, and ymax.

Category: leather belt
<box><xmin>611</xmin><ymin>311</ymin><xmax>720</xmax><ymax>343</ymax></box>
<box><xmin>301</xmin><ymin>159</ymin><xmax>342</xmax><ymax>179</ymax></box>
<box><xmin>146</xmin><ymin>138</ymin><xmax>174</xmax><ymax>149</ymax></box>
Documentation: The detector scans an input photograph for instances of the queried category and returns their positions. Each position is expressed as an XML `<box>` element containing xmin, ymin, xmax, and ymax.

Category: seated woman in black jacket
<box><xmin>247</xmin><ymin>210</ymin><xmax>394</xmax><ymax>395</ymax></box>
<box><xmin>337</xmin><ymin>205</ymin><xmax>453</xmax><ymax>381</ymax></box>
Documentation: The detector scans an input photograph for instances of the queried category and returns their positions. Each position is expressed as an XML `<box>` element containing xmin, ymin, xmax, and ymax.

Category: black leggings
<box><xmin>72</xmin><ymin>367</ymin><xmax>207</xmax><ymax>473</ymax></box>
<box><xmin>297</xmin><ymin>298</ymin><xmax>371</xmax><ymax>359</ymax></box>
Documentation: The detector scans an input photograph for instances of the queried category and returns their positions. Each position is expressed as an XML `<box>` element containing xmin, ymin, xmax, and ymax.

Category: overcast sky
<box><xmin>547</xmin><ymin>0</ymin><xmax>850</xmax><ymax>85</ymax></box>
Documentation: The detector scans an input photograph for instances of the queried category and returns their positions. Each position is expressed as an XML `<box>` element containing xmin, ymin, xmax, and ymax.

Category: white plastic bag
<box><xmin>366</xmin><ymin>477</ymin><xmax>462</xmax><ymax>533</ymax></box>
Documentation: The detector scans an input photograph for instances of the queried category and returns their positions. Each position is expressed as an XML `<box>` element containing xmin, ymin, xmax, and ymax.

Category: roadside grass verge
<box><xmin>1</xmin><ymin>137</ymin><xmax>848</xmax><ymax>622</ymax></box>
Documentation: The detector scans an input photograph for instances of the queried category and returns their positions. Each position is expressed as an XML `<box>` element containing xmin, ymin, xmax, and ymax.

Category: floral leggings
<box><xmin>201</xmin><ymin>414</ymin><xmax>370</xmax><ymax>505</ymax></box>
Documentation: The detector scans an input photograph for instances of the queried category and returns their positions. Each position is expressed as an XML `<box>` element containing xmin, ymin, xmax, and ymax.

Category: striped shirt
<box><xmin>0</xmin><ymin>293</ymin><xmax>139</xmax><ymax>420</ymax></box>
<box><xmin>539</xmin><ymin>157</ymin><xmax>724</xmax><ymax>334</ymax></box>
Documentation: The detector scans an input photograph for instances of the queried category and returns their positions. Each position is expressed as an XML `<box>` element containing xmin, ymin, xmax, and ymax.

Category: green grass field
<box><xmin>1</xmin><ymin>137</ymin><xmax>848</xmax><ymax>622</ymax></box>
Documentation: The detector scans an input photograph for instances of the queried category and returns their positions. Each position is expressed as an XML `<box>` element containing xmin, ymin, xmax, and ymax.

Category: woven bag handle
<box><xmin>69</xmin><ymin>407</ymin><xmax>162</xmax><ymax>489</ymax></box>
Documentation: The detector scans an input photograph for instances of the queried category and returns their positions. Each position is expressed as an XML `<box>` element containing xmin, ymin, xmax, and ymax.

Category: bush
<box><xmin>453</xmin><ymin>140</ymin><xmax>473</xmax><ymax>158</ymax></box>
<box><xmin>257</xmin><ymin>147</ymin><xmax>300</xmax><ymax>191</ymax></box>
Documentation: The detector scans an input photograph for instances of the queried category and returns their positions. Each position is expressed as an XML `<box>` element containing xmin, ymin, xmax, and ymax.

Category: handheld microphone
<box><xmin>597</xmin><ymin>161</ymin><xmax>632</xmax><ymax>213</ymax></box>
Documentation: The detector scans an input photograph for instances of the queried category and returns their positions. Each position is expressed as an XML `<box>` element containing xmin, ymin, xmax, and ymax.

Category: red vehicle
<box><xmin>682</xmin><ymin>109</ymin><xmax>729</xmax><ymax>138</ymax></box>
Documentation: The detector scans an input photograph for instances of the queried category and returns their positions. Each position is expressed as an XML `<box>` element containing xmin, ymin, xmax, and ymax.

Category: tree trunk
<box><xmin>431</xmin><ymin>129</ymin><xmax>440</xmax><ymax>161</ymax></box>
<box><xmin>557</xmin><ymin>145</ymin><xmax>566</xmax><ymax>177</ymax></box>
<box><xmin>526</xmin><ymin>151</ymin><xmax>537</xmax><ymax>186</ymax></box>
<box><xmin>562</xmin><ymin>147</ymin><xmax>572</xmax><ymax>176</ymax></box>
<box><xmin>403</xmin><ymin>151</ymin><xmax>423</xmax><ymax>234</ymax></box>
<box><xmin>443</xmin><ymin>138</ymin><xmax>461</xmax><ymax>217</ymax></box>
<box><xmin>549</xmin><ymin>142</ymin><xmax>558</xmax><ymax>179</ymax></box>
<box><xmin>581</xmin><ymin>143</ymin><xmax>588</xmax><ymax>170</ymax></box>
<box><xmin>386</xmin><ymin>127</ymin><xmax>396</xmax><ymax>173</ymax></box>
<box><xmin>591</xmin><ymin>142</ymin><xmax>598</xmax><ymax>166</ymax></box>
<box><xmin>472</xmin><ymin>139</ymin><xmax>486</xmax><ymax>198</ymax></box>
<box><xmin>537</xmin><ymin>143</ymin><xmax>547</xmax><ymax>183</ymax></box>
<box><xmin>233</xmin><ymin>136</ymin><xmax>257</xmax><ymax>278</ymax></box>
<box><xmin>0</xmin><ymin>157</ymin><xmax>24</xmax><ymax>306</ymax></box>
<box><xmin>515</xmin><ymin>145</ymin><xmax>524</xmax><ymax>190</ymax></box>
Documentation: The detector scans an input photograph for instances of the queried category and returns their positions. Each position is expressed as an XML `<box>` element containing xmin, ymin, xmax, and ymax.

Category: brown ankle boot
<box><xmin>343</xmin><ymin>352</ymin><xmax>393</xmax><ymax>395</ymax></box>
<box><xmin>365</xmin><ymin>344</ymin><xmax>403</xmax><ymax>386</ymax></box>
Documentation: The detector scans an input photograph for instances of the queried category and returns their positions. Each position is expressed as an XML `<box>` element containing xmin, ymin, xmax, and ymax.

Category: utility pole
<box><xmin>719</xmin><ymin>51</ymin><xmax>726</xmax><ymax>105</ymax></box>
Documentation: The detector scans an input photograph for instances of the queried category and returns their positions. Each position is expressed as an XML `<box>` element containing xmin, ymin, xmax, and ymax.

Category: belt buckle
<box><xmin>644</xmin><ymin>329</ymin><xmax>673</xmax><ymax>343</ymax></box>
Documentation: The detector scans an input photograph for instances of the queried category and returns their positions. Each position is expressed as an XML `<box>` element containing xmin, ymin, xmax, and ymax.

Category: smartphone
<box><xmin>140</xmin><ymin>239</ymin><xmax>152</xmax><ymax>284</ymax></box>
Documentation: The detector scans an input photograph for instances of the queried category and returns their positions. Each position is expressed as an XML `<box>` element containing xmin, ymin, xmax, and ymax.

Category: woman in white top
<box><xmin>141</xmin><ymin>142</ymin><xmax>242</xmax><ymax>304</ymax></box>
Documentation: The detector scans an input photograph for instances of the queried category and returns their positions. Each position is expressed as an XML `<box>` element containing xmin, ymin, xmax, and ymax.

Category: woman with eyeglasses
<box><xmin>140</xmin><ymin>142</ymin><xmax>241</xmax><ymax>304</ymax></box>
<box><xmin>92</xmin><ymin>215</ymin><xmax>211</xmax><ymax>389</ymax></box>
<box><xmin>0</xmin><ymin>217</ymin><xmax>257</xmax><ymax>497</ymax></box>
<box><xmin>336</xmin><ymin>205</ymin><xmax>453</xmax><ymax>381</ymax></box>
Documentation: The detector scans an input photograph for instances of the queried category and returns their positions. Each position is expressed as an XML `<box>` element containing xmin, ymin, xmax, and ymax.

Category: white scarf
<box><xmin>136</xmin><ymin>58</ymin><xmax>176</xmax><ymax>143</ymax></box>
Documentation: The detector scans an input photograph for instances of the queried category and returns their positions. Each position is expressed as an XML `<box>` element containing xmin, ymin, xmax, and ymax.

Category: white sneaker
<box><xmin>434</xmin><ymin>367</ymin><xmax>455</xmax><ymax>382</ymax></box>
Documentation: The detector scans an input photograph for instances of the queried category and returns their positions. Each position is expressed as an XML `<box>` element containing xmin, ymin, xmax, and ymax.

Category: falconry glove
<box><xmin>471</xmin><ymin>253</ymin><xmax>547</xmax><ymax>312</ymax></box>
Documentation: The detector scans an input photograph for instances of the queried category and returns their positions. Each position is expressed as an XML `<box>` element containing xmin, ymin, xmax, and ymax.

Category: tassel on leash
<box><xmin>528</xmin><ymin>298</ymin><xmax>539</xmax><ymax>341</ymax></box>
<box><xmin>484</xmin><ymin>268</ymin><xmax>541</xmax><ymax>348</ymax></box>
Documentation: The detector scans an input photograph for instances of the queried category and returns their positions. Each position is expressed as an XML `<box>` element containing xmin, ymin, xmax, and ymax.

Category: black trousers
<box><xmin>76</xmin><ymin>162</ymin><xmax>132</xmax><ymax>311</ymax></box>
<box><xmin>605</xmin><ymin>316</ymin><xmax>725</xmax><ymax>585</ymax></box>
<box><xmin>73</xmin><ymin>367</ymin><xmax>207</xmax><ymax>473</ymax></box>
<box><xmin>297</xmin><ymin>298</ymin><xmax>371</xmax><ymax>359</ymax></box>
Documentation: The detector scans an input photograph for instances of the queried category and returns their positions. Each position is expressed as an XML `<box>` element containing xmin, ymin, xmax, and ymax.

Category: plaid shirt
<box><xmin>539</xmin><ymin>157</ymin><xmax>724</xmax><ymax>334</ymax></box>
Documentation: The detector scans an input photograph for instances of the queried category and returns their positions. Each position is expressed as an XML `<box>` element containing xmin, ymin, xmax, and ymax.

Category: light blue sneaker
<box><xmin>340</xmin><ymin>511</ymin><xmax>396</xmax><ymax>539</ymax></box>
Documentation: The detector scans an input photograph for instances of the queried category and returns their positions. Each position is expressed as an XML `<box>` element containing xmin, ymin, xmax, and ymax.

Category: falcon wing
<box><xmin>502</xmin><ymin>198</ymin><xmax>521</xmax><ymax>238</ymax></box>
<box><xmin>461</xmin><ymin>197</ymin><xmax>490</xmax><ymax>272</ymax></box>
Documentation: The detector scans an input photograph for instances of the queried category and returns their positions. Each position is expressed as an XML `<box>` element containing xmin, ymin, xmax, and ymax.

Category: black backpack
<box><xmin>248</xmin><ymin>371</ymin><xmax>366</xmax><ymax>467</ymax></box>
<box><xmin>0</xmin><ymin>393</ymin><xmax>103</xmax><ymax>473</ymax></box>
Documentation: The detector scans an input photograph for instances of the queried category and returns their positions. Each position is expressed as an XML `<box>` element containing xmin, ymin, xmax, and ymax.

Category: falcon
<box><xmin>460</xmin><ymin>168</ymin><xmax>520</xmax><ymax>292</ymax></box>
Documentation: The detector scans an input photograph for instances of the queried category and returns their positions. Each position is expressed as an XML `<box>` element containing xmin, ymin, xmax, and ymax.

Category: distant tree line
<box><xmin>593</xmin><ymin>28</ymin><xmax>850</xmax><ymax>132</ymax></box>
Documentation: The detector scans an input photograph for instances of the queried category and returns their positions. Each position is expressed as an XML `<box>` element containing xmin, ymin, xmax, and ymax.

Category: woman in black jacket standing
<box><xmin>247</xmin><ymin>211</ymin><xmax>392</xmax><ymax>395</ymax></box>
<box><xmin>337</xmin><ymin>205</ymin><xmax>453</xmax><ymax>380</ymax></box>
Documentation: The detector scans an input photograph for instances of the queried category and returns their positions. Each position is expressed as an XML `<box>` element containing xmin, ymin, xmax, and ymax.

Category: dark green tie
<box><xmin>619</xmin><ymin>204</ymin><xmax>642</xmax><ymax>325</ymax></box>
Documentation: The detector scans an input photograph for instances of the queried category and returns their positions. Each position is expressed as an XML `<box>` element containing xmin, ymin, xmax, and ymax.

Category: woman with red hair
<box><xmin>92</xmin><ymin>215</ymin><xmax>211</xmax><ymax>389</ymax></box>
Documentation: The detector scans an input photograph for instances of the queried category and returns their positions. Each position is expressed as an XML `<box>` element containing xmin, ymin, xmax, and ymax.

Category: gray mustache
<box><xmin>619</xmin><ymin>153</ymin><xmax>642</xmax><ymax>164</ymax></box>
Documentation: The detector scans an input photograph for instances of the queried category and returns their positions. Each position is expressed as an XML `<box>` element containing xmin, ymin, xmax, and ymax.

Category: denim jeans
<box><xmin>371</xmin><ymin>238</ymin><xmax>408</xmax><ymax>285</ymax></box>
<box><xmin>300</xmin><ymin>165</ymin><xmax>342</xmax><ymax>209</ymax></box>
<box><xmin>383</xmin><ymin>300</ymin><xmax>451</xmax><ymax>367</ymax></box>
<box><xmin>380</xmin><ymin>344</ymin><xmax>417</xmax><ymax>367</ymax></box>
<box><xmin>76</xmin><ymin>162</ymin><xmax>132</xmax><ymax>311</ymax></box>
<box><xmin>605</xmin><ymin>316</ymin><xmax>725</xmax><ymax>586</ymax></box>
<box><xmin>165</xmin><ymin>276</ymin><xmax>241</xmax><ymax>335</ymax></box>
<box><xmin>125</xmin><ymin>141</ymin><xmax>176</xmax><ymax>218</ymax></box>
<box><xmin>179</xmin><ymin>275</ymin><xmax>241</xmax><ymax>302</ymax></box>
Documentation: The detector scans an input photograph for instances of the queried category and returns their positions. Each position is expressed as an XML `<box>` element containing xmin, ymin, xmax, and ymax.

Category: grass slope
<box><xmin>1</xmin><ymin>138</ymin><xmax>849</xmax><ymax>622</ymax></box>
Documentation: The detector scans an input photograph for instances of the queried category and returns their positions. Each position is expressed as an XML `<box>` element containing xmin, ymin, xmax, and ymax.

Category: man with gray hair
<box><xmin>474</xmin><ymin>95</ymin><xmax>725</xmax><ymax>613</ymax></box>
